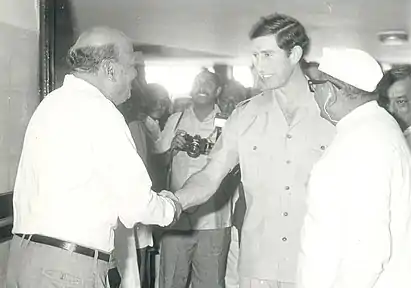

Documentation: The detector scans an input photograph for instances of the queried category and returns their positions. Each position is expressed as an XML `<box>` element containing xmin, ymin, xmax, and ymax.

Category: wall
<box><xmin>0</xmin><ymin>0</ymin><xmax>39</xmax><ymax>285</ymax></box>
<box><xmin>0</xmin><ymin>0</ymin><xmax>39</xmax><ymax>195</ymax></box>
<box><xmin>71</xmin><ymin>0</ymin><xmax>411</xmax><ymax>64</ymax></box>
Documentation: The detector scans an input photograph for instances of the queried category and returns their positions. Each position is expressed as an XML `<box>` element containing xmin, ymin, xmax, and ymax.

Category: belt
<box><xmin>15</xmin><ymin>234</ymin><xmax>110</xmax><ymax>262</ymax></box>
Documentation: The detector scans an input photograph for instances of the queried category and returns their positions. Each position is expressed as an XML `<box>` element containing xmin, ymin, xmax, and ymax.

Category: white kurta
<box><xmin>404</xmin><ymin>126</ymin><xmax>411</xmax><ymax>148</ymax></box>
<box><xmin>298</xmin><ymin>101</ymin><xmax>411</xmax><ymax>288</ymax></box>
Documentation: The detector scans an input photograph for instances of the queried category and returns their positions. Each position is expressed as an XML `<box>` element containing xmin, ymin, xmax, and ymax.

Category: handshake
<box><xmin>158</xmin><ymin>190</ymin><xmax>183</xmax><ymax>226</ymax></box>
<box><xmin>158</xmin><ymin>190</ymin><xmax>198</xmax><ymax>226</ymax></box>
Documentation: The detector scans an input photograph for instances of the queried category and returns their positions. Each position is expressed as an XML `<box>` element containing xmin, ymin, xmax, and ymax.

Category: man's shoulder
<box><xmin>235</xmin><ymin>98</ymin><xmax>253</xmax><ymax>109</ymax></box>
<box><xmin>235</xmin><ymin>92</ymin><xmax>265</xmax><ymax>110</ymax></box>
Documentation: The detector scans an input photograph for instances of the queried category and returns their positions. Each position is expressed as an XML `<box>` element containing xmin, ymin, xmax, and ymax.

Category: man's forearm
<box><xmin>175</xmin><ymin>170</ymin><xmax>224</xmax><ymax>210</ymax></box>
<box><xmin>139</xmin><ymin>191</ymin><xmax>176</xmax><ymax>226</ymax></box>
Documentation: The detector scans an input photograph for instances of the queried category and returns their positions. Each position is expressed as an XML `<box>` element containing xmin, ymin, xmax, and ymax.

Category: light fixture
<box><xmin>378</xmin><ymin>30</ymin><xmax>408</xmax><ymax>46</ymax></box>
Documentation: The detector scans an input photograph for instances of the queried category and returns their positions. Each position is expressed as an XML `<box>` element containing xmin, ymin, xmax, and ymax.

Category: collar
<box><xmin>336</xmin><ymin>100</ymin><xmax>379</xmax><ymax>133</ymax></box>
<box><xmin>248</xmin><ymin>68</ymin><xmax>318</xmax><ymax>120</ymax></box>
<box><xmin>63</xmin><ymin>74</ymin><xmax>107</xmax><ymax>100</ymax></box>
<box><xmin>276</xmin><ymin>67</ymin><xmax>313</xmax><ymax>107</ymax></box>
<box><xmin>187</xmin><ymin>104</ymin><xmax>220</xmax><ymax>121</ymax></box>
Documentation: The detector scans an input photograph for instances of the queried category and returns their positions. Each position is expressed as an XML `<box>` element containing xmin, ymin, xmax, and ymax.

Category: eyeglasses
<box><xmin>308</xmin><ymin>79</ymin><xmax>343</xmax><ymax>93</ymax></box>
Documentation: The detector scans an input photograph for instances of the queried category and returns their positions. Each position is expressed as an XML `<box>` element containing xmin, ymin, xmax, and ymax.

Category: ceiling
<box><xmin>69</xmin><ymin>0</ymin><xmax>411</xmax><ymax>65</ymax></box>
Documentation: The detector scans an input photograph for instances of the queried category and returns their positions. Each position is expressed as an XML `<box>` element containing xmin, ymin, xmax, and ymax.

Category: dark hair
<box><xmin>219</xmin><ymin>80</ymin><xmax>247</xmax><ymax>100</ymax></box>
<box><xmin>66</xmin><ymin>44</ymin><xmax>119</xmax><ymax>73</ymax></box>
<box><xmin>249</xmin><ymin>13</ymin><xmax>310</xmax><ymax>56</ymax></box>
<box><xmin>197</xmin><ymin>70</ymin><xmax>222</xmax><ymax>88</ymax></box>
<box><xmin>146</xmin><ymin>83</ymin><xmax>171</xmax><ymax>112</ymax></box>
<box><xmin>378</xmin><ymin>65</ymin><xmax>411</xmax><ymax>98</ymax></box>
<box><xmin>146</xmin><ymin>83</ymin><xmax>169</xmax><ymax>99</ymax></box>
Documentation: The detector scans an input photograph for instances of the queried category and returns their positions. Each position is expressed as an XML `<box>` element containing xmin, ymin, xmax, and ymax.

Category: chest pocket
<box><xmin>238</xmin><ymin>119</ymin><xmax>282</xmax><ymax>189</ymax></box>
<box><xmin>296</xmin><ymin>131</ymin><xmax>331</xmax><ymax>186</ymax></box>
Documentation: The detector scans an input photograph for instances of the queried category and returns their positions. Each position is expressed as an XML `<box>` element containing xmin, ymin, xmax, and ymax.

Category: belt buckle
<box><xmin>61</xmin><ymin>241</ymin><xmax>77</xmax><ymax>253</ymax></box>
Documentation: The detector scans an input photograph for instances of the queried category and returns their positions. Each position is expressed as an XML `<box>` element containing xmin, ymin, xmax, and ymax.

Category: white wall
<box><xmin>0</xmin><ymin>0</ymin><xmax>39</xmax><ymax>196</ymax></box>
<box><xmin>0</xmin><ymin>1</ymin><xmax>38</xmax><ymax>286</ymax></box>
<box><xmin>0</xmin><ymin>0</ymin><xmax>38</xmax><ymax>31</ymax></box>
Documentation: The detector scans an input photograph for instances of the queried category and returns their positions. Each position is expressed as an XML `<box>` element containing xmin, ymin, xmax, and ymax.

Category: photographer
<box><xmin>154</xmin><ymin>70</ymin><xmax>232</xmax><ymax>288</ymax></box>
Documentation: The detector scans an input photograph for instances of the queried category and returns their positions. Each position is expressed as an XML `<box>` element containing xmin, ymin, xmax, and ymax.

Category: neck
<box><xmin>269</xmin><ymin>66</ymin><xmax>308</xmax><ymax>125</ymax></box>
<box><xmin>271</xmin><ymin>66</ymin><xmax>307</xmax><ymax>104</ymax></box>
<box><xmin>73</xmin><ymin>72</ymin><xmax>112</xmax><ymax>101</ymax></box>
<box><xmin>192</xmin><ymin>102</ymin><xmax>215</xmax><ymax>121</ymax></box>
<box><xmin>338</xmin><ymin>98</ymin><xmax>375</xmax><ymax>122</ymax></box>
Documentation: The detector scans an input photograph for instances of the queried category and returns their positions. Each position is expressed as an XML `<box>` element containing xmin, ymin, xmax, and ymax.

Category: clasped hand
<box><xmin>159</xmin><ymin>190</ymin><xmax>182</xmax><ymax>226</ymax></box>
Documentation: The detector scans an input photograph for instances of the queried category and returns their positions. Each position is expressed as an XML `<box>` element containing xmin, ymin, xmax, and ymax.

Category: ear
<box><xmin>289</xmin><ymin>45</ymin><xmax>303</xmax><ymax>65</ymax></box>
<box><xmin>101</xmin><ymin>59</ymin><xmax>116</xmax><ymax>82</ymax></box>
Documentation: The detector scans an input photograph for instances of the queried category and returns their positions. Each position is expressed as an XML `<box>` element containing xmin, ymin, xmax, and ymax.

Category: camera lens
<box><xmin>187</xmin><ymin>140</ymin><xmax>201</xmax><ymax>158</ymax></box>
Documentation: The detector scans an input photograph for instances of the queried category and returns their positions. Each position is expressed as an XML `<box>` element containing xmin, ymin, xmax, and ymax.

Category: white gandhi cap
<box><xmin>318</xmin><ymin>47</ymin><xmax>383</xmax><ymax>92</ymax></box>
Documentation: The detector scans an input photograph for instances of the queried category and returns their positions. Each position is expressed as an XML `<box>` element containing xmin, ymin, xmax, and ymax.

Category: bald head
<box><xmin>72</xmin><ymin>27</ymin><xmax>132</xmax><ymax>53</ymax></box>
<box><xmin>67</xmin><ymin>27</ymin><xmax>139</xmax><ymax>74</ymax></box>
<box><xmin>67</xmin><ymin>26</ymin><xmax>139</xmax><ymax>105</ymax></box>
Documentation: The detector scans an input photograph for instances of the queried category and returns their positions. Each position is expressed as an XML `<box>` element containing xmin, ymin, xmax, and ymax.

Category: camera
<box><xmin>181</xmin><ymin>133</ymin><xmax>214</xmax><ymax>158</ymax></box>
<box><xmin>176</xmin><ymin>113</ymin><xmax>228</xmax><ymax>158</ymax></box>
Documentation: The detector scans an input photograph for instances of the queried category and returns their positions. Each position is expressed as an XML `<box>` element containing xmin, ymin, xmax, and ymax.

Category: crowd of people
<box><xmin>5</xmin><ymin>11</ymin><xmax>411</xmax><ymax>288</ymax></box>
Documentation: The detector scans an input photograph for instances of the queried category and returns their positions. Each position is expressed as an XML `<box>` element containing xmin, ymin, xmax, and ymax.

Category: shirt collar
<box><xmin>63</xmin><ymin>74</ymin><xmax>107</xmax><ymax>100</ymax></box>
<box><xmin>187</xmin><ymin>104</ymin><xmax>220</xmax><ymax>121</ymax></box>
<box><xmin>336</xmin><ymin>100</ymin><xmax>379</xmax><ymax>133</ymax></box>
<box><xmin>251</xmin><ymin>69</ymin><xmax>318</xmax><ymax>120</ymax></box>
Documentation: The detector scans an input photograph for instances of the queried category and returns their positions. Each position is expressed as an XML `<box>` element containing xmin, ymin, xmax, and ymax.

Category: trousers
<box><xmin>6</xmin><ymin>235</ymin><xmax>109</xmax><ymax>288</ymax></box>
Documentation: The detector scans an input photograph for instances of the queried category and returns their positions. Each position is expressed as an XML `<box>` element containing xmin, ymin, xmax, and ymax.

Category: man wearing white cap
<box><xmin>297</xmin><ymin>47</ymin><xmax>411</xmax><ymax>288</ymax></box>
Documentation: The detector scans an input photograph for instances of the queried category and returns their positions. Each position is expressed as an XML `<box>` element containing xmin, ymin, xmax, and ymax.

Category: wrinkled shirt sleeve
<box><xmin>175</xmin><ymin>108</ymin><xmax>240</xmax><ymax>209</ymax></box>
<box><xmin>102</xmin><ymin>116</ymin><xmax>176</xmax><ymax>228</ymax></box>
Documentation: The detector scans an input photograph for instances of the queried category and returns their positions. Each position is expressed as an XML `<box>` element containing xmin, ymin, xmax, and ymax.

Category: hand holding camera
<box><xmin>172</xmin><ymin>130</ymin><xmax>214</xmax><ymax>158</ymax></box>
<box><xmin>170</xmin><ymin>130</ymin><xmax>187</xmax><ymax>156</ymax></box>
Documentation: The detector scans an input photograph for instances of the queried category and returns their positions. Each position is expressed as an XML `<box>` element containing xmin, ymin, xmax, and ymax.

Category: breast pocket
<box><xmin>311</xmin><ymin>144</ymin><xmax>327</xmax><ymax>159</ymax></box>
<box><xmin>296</xmin><ymin>141</ymin><xmax>329</xmax><ymax>188</ymax></box>
<box><xmin>238</xmin><ymin>137</ymin><xmax>270</xmax><ymax>187</ymax></box>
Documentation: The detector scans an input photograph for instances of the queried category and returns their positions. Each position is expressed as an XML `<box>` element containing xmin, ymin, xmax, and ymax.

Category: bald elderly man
<box><xmin>298</xmin><ymin>48</ymin><xmax>411</xmax><ymax>288</ymax></box>
<box><xmin>7</xmin><ymin>27</ymin><xmax>181</xmax><ymax>287</ymax></box>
